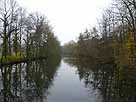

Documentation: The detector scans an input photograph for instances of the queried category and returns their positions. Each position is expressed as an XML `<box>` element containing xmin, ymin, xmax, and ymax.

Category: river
<box><xmin>47</xmin><ymin>59</ymin><xmax>100</xmax><ymax>102</ymax></box>
<box><xmin>0</xmin><ymin>58</ymin><xmax>136</xmax><ymax>102</ymax></box>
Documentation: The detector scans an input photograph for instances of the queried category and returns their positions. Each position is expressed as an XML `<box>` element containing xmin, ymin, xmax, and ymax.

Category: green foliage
<box><xmin>1</xmin><ymin>52</ymin><xmax>24</xmax><ymax>62</ymax></box>
<box><xmin>0</xmin><ymin>0</ymin><xmax>61</xmax><ymax>64</ymax></box>
<box><xmin>61</xmin><ymin>41</ymin><xmax>77</xmax><ymax>57</ymax></box>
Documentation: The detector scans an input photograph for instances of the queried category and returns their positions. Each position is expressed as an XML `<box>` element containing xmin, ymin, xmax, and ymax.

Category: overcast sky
<box><xmin>17</xmin><ymin>0</ymin><xmax>112</xmax><ymax>45</ymax></box>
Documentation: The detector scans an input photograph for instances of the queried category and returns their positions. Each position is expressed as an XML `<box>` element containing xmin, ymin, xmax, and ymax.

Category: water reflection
<box><xmin>64</xmin><ymin>58</ymin><xmax>136</xmax><ymax>102</ymax></box>
<box><xmin>0</xmin><ymin>57</ymin><xmax>61</xmax><ymax>102</ymax></box>
<box><xmin>1</xmin><ymin>57</ymin><xmax>136</xmax><ymax>102</ymax></box>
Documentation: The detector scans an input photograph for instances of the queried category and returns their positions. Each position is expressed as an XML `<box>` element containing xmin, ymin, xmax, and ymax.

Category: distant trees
<box><xmin>0</xmin><ymin>0</ymin><xmax>61</xmax><ymax>63</ymax></box>
<box><xmin>63</xmin><ymin>0</ymin><xmax>136</xmax><ymax>70</ymax></box>
<box><xmin>61</xmin><ymin>40</ymin><xmax>77</xmax><ymax>57</ymax></box>
<box><xmin>76</xmin><ymin>28</ymin><xmax>100</xmax><ymax>58</ymax></box>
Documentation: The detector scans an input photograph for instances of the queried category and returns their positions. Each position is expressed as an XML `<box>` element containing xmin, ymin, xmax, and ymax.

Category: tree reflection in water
<box><xmin>64</xmin><ymin>58</ymin><xmax>136</xmax><ymax>102</ymax></box>
<box><xmin>0</xmin><ymin>57</ymin><xmax>61</xmax><ymax>102</ymax></box>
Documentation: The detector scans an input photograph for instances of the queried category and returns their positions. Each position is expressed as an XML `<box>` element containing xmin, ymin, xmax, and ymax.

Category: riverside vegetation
<box><xmin>0</xmin><ymin>0</ymin><xmax>61</xmax><ymax>101</ymax></box>
<box><xmin>62</xmin><ymin>1</ymin><xmax>136</xmax><ymax>101</ymax></box>
<box><xmin>0</xmin><ymin>0</ymin><xmax>136</xmax><ymax>102</ymax></box>
<box><xmin>62</xmin><ymin>0</ymin><xmax>136</xmax><ymax>79</ymax></box>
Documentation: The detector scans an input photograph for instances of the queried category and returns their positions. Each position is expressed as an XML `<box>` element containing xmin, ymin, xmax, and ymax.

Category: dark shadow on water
<box><xmin>1</xmin><ymin>57</ymin><xmax>136</xmax><ymax>102</ymax></box>
<box><xmin>64</xmin><ymin>58</ymin><xmax>136</xmax><ymax>102</ymax></box>
<box><xmin>0</xmin><ymin>57</ymin><xmax>61</xmax><ymax>102</ymax></box>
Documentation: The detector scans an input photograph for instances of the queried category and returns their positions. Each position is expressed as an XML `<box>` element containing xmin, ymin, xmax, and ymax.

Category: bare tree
<box><xmin>0</xmin><ymin>0</ymin><xmax>19</xmax><ymax>59</ymax></box>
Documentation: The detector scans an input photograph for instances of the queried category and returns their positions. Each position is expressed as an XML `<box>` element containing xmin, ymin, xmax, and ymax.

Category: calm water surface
<box><xmin>1</xmin><ymin>58</ymin><xmax>136</xmax><ymax>102</ymax></box>
<box><xmin>47</xmin><ymin>59</ymin><xmax>100</xmax><ymax>102</ymax></box>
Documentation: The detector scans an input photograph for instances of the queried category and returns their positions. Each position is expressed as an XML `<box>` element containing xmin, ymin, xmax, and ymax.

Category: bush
<box><xmin>0</xmin><ymin>52</ymin><xmax>24</xmax><ymax>62</ymax></box>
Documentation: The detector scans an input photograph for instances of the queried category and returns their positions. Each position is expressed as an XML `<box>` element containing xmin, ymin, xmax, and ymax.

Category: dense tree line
<box><xmin>0</xmin><ymin>0</ymin><xmax>61</xmax><ymax>63</ymax></box>
<box><xmin>63</xmin><ymin>0</ymin><xmax>136</xmax><ymax>71</ymax></box>
<box><xmin>61</xmin><ymin>40</ymin><xmax>77</xmax><ymax>57</ymax></box>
